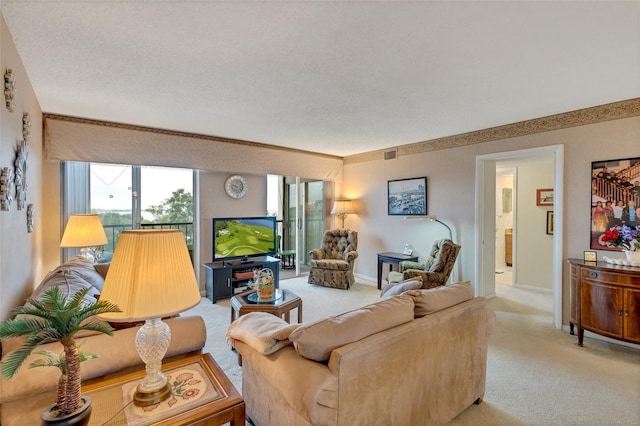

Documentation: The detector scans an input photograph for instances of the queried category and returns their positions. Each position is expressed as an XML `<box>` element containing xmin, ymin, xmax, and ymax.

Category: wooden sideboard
<box><xmin>568</xmin><ymin>259</ymin><xmax>640</xmax><ymax>346</ymax></box>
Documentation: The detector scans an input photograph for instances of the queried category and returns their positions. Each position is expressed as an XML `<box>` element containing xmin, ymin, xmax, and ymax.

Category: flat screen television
<box><xmin>212</xmin><ymin>216</ymin><xmax>277</xmax><ymax>262</ymax></box>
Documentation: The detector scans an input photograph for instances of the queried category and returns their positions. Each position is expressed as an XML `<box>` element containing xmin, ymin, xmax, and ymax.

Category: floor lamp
<box><xmin>331</xmin><ymin>199</ymin><xmax>354</xmax><ymax>228</ymax></box>
<box><xmin>99</xmin><ymin>229</ymin><xmax>201</xmax><ymax>406</ymax></box>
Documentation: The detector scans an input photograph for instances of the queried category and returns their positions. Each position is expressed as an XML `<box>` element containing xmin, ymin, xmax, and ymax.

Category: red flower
<box><xmin>183</xmin><ymin>388</ymin><xmax>200</xmax><ymax>399</ymax></box>
<box><xmin>601</xmin><ymin>229</ymin><xmax>618</xmax><ymax>242</ymax></box>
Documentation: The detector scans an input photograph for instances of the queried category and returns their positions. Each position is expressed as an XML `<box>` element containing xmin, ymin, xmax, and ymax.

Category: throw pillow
<box><xmin>380</xmin><ymin>278</ymin><xmax>423</xmax><ymax>297</ymax></box>
<box><xmin>289</xmin><ymin>295</ymin><xmax>415</xmax><ymax>362</ymax></box>
<box><xmin>405</xmin><ymin>281</ymin><xmax>474</xmax><ymax>317</ymax></box>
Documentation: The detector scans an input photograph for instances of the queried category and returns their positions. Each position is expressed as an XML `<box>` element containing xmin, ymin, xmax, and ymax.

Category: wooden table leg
<box><xmin>377</xmin><ymin>257</ymin><xmax>383</xmax><ymax>290</ymax></box>
<box><xmin>298</xmin><ymin>303</ymin><xmax>303</xmax><ymax>323</ymax></box>
<box><xmin>283</xmin><ymin>311</ymin><xmax>290</xmax><ymax>323</ymax></box>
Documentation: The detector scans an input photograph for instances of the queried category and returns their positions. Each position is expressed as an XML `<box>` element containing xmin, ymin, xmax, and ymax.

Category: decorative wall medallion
<box><xmin>26</xmin><ymin>203</ymin><xmax>34</xmax><ymax>232</ymax></box>
<box><xmin>1</xmin><ymin>167</ymin><xmax>14</xmax><ymax>211</ymax></box>
<box><xmin>14</xmin><ymin>140</ymin><xmax>28</xmax><ymax>210</ymax></box>
<box><xmin>4</xmin><ymin>69</ymin><xmax>15</xmax><ymax>112</ymax></box>
<box><xmin>22</xmin><ymin>112</ymin><xmax>31</xmax><ymax>141</ymax></box>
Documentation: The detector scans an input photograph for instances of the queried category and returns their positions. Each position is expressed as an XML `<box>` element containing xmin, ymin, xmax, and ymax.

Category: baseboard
<box><xmin>511</xmin><ymin>283</ymin><xmax>553</xmax><ymax>294</ymax></box>
<box><xmin>354</xmin><ymin>274</ymin><xmax>377</xmax><ymax>287</ymax></box>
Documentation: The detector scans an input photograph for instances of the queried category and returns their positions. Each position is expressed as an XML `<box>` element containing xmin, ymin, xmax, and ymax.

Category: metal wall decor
<box><xmin>23</xmin><ymin>112</ymin><xmax>30</xmax><ymax>141</ymax></box>
<box><xmin>1</xmin><ymin>167</ymin><xmax>14</xmax><ymax>210</ymax></box>
<box><xmin>14</xmin><ymin>140</ymin><xmax>28</xmax><ymax>210</ymax></box>
<box><xmin>4</xmin><ymin>68</ymin><xmax>15</xmax><ymax>112</ymax></box>
<box><xmin>26</xmin><ymin>203</ymin><xmax>34</xmax><ymax>232</ymax></box>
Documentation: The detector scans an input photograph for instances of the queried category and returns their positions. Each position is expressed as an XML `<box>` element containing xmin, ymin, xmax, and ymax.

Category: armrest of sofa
<box><xmin>0</xmin><ymin>315</ymin><xmax>206</xmax><ymax>405</ymax></box>
<box><xmin>399</xmin><ymin>260</ymin><xmax>424</xmax><ymax>271</ymax></box>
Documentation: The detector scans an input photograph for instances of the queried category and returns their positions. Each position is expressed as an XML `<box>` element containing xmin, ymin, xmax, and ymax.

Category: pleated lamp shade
<box><xmin>60</xmin><ymin>214</ymin><xmax>108</xmax><ymax>248</ymax></box>
<box><xmin>99</xmin><ymin>229</ymin><xmax>201</xmax><ymax>322</ymax></box>
<box><xmin>330</xmin><ymin>200</ymin><xmax>355</xmax><ymax>215</ymax></box>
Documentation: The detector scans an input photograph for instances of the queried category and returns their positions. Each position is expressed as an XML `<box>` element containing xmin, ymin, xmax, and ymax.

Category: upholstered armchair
<box><xmin>387</xmin><ymin>239</ymin><xmax>461</xmax><ymax>289</ymax></box>
<box><xmin>308</xmin><ymin>229</ymin><xmax>358</xmax><ymax>290</ymax></box>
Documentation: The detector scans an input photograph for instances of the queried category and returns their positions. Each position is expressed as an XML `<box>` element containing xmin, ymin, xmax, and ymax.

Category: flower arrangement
<box><xmin>599</xmin><ymin>225</ymin><xmax>640</xmax><ymax>251</ymax></box>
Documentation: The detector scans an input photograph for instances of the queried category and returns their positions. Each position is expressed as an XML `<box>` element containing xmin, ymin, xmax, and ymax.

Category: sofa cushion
<box><xmin>56</xmin><ymin>256</ymin><xmax>106</xmax><ymax>291</ymax></box>
<box><xmin>2</xmin><ymin>269</ymin><xmax>111</xmax><ymax>355</ymax></box>
<box><xmin>380</xmin><ymin>277</ymin><xmax>423</xmax><ymax>297</ymax></box>
<box><xmin>289</xmin><ymin>295</ymin><xmax>414</xmax><ymax>362</ymax></box>
<box><xmin>405</xmin><ymin>281</ymin><xmax>474</xmax><ymax>317</ymax></box>
<box><xmin>93</xmin><ymin>262</ymin><xmax>110</xmax><ymax>280</ymax></box>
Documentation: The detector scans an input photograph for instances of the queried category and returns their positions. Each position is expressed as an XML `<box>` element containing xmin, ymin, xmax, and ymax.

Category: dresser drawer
<box><xmin>580</xmin><ymin>268</ymin><xmax>640</xmax><ymax>287</ymax></box>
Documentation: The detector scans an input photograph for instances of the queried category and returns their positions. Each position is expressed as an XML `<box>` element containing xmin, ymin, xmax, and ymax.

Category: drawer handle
<box><xmin>590</xmin><ymin>272</ymin><xmax>598</xmax><ymax>278</ymax></box>
<box><xmin>618</xmin><ymin>309</ymin><xmax>623</xmax><ymax>316</ymax></box>
<box><xmin>625</xmin><ymin>310</ymin><xmax>629</xmax><ymax>317</ymax></box>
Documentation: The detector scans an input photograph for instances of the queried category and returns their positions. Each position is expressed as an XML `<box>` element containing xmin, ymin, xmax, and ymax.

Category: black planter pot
<box><xmin>41</xmin><ymin>396</ymin><xmax>92</xmax><ymax>426</ymax></box>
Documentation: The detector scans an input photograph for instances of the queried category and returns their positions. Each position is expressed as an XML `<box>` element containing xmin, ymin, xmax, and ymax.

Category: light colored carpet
<box><xmin>184</xmin><ymin>277</ymin><xmax>640</xmax><ymax>425</ymax></box>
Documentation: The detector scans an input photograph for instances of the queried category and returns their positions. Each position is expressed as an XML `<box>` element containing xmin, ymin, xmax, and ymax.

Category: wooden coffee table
<box><xmin>230</xmin><ymin>289</ymin><xmax>303</xmax><ymax>323</ymax></box>
<box><xmin>82</xmin><ymin>353</ymin><xmax>244</xmax><ymax>425</ymax></box>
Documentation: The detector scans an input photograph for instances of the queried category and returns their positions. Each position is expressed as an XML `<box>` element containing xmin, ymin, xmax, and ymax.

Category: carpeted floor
<box><xmin>184</xmin><ymin>277</ymin><xmax>640</xmax><ymax>425</ymax></box>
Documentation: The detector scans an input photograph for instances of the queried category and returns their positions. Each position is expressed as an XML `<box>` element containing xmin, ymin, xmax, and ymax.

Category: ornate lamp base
<box><xmin>134</xmin><ymin>382</ymin><xmax>172</xmax><ymax>407</ymax></box>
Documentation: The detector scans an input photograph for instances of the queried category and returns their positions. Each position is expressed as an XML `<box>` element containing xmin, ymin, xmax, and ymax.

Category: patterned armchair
<box><xmin>387</xmin><ymin>239</ymin><xmax>461</xmax><ymax>289</ymax></box>
<box><xmin>308</xmin><ymin>229</ymin><xmax>358</xmax><ymax>290</ymax></box>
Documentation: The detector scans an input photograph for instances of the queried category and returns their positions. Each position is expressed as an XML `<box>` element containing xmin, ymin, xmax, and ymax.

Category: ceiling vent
<box><xmin>384</xmin><ymin>150</ymin><xmax>397</xmax><ymax>160</ymax></box>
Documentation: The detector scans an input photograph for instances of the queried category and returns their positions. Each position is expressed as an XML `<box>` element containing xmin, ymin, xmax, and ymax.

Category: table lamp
<box><xmin>331</xmin><ymin>199</ymin><xmax>355</xmax><ymax>228</ymax></box>
<box><xmin>99</xmin><ymin>229</ymin><xmax>201</xmax><ymax>407</ymax></box>
<box><xmin>59</xmin><ymin>213</ymin><xmax>108</xmax><ymax>262</ymax></box>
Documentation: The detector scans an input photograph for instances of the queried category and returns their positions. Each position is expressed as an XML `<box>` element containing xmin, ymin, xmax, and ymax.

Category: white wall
<box><xmin>0</xmin><ymin>15</ymin><xmax>44</xmax><ymax>321</ymax></box>
<box><xmin>197</xmin><ymin>171</ymin><xmax>268</xmax><ymax>290</ymax></box>
<box><xmin>514</xmin><ymin>162</ymin><xmax>554</xmax><ymax>290</ymax></box>
<box><xmin>343</xmin><ymin>116</ymin><xmax>640</xmax><ymax>325</ymax></box>
<box><xmin>495</xmin><ymin>173</ymin><xmax>513</xmax><ymax>269</ymax></box>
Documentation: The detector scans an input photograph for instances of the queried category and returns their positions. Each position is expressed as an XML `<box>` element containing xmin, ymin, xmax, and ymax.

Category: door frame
<box><xmin>475</xmin><ymin>145</ymin><xmax>564</xmax><ymax>329</ymax></box>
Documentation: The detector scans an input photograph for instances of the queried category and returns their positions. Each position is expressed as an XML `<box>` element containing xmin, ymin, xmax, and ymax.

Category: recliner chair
<box><xmin>387</xmin><ymin>239</ymin><xmax>460</xmax><ymax>289</ymax></box>
<box><xmin>308</xmin><ymin>229</ymin><xmax>358</xmax><ymax>289</ymax></box>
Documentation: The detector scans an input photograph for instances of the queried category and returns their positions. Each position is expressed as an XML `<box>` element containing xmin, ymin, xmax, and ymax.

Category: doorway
<box><xmin>475</xmin><ymin>145</ymin><xmax>564</xmax><ymax>329</ymax></box>
<box><xmin>279</xmin><ymin>177</ymin><xmax>326</xmax><ymax>276</ymax></box>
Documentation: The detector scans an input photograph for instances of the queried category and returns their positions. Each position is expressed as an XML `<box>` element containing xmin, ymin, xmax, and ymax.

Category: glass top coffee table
<box><xmin>230</xmin><ymin>289</ymin><xmax>302</xmax><ymax>323</ymax></box>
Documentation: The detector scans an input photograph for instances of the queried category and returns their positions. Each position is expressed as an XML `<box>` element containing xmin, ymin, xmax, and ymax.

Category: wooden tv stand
<box><xmin>203</xmin><ymin>256</ymin><xmax>280</xmax><ymax>303</ymax></box>
<box><xmin>568</xmin><ymin>259</ymin><xmax>640</xmax><ymax>347</ymax></box>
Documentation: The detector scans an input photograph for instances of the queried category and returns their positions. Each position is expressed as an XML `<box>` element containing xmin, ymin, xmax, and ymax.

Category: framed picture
<box><xmin>583</xmin><ymin>251</ymin><xmax>597</xmax><ymax>262</ymax></box>
<box><xmin>536</xmin><ymin>188</ymin><xmax>554</xmax><ymax>206</ymax></box>
<box><xmin>388</xmin><ymin>177</ymin><xmax>427</xmax><ymax>216</ymax></box>
<box><xmin>590</xmin><ymin>156</ymin><xmax>640</xmax><ymax>251</ymax></box>
<box><xmin>546</xmin><ymin>211</ymin><xmax>554</xmax><ymax>235</ymax></box>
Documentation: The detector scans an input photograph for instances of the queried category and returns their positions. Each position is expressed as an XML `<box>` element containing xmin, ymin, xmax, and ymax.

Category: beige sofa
<box><xmin>0</xmin><ymin>256</ymin><xmax>207</xmax><ymax>425</ymax></box>
<box><xmin>229</xmin><ymin>281</ymin><xmax>495</xmax><ymax>426</ymax></box>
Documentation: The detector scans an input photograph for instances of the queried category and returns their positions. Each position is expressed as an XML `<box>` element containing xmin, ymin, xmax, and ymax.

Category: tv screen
<box><xmin>213</xmin><ymin>216</ymin><xmax>277</xmax><ymax>261</ymax></box>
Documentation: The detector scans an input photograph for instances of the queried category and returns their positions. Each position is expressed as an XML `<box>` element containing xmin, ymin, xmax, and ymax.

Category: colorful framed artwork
<box><xmin>590</xmin><ymin>157</ymin><xmax>640</xmax><ymax>251</ymax></box>
<box><xmin>387</xmin><ymin>177</ymin><xmax>427</xmax><ymax>216</ymax></box>
<box><xmin>536</xmin><ymin>188</ymin><xmax>554</xmax><ymax>206</ymax></box>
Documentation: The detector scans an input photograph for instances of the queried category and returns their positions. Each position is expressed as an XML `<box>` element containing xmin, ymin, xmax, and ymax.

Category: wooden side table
<box><xmin>83</xmin><ymin>353</ymin><xmax>244</xmax><ymax>425</ymax></box>
<box><xmin>377</xmin><ymin>252</ymin><xmax>419</xmax><ymax>289</ymax></box>
<box><xmin>231</xmin><ymin>289</ymin><xmax>303</xmax><ymax>323</ymax></box>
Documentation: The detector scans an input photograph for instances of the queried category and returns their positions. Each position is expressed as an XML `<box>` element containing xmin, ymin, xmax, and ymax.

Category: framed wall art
<box><xmin>590</xmin><ymin>156</ymin><xmax>640</xmax><ymax>251</ymax></box>
<box><xmin>387</xmin><ymin>177</ymin><xmax>427</xmax><ymax>216</ymax></box>
<box><xmin>536</xmin><ymin>188</ymin><xmax>554</xmax><ymax>206</ymax></box>
<box><xmin>546</xmin><ymin>211</ymin><xmax>554</xmax><ymax>235</ymax></box>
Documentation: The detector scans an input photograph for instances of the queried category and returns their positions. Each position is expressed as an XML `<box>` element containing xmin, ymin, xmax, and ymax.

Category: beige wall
<box><xmin>0</xmin><ymin>15</ymin><xmax>45</xmax><ymax>321</ymax></box>
<box><xmin>197</xmin><ymin>171</ymin><xmax>268</xmax><ymax>290</ymax></box>
<box><xmin>343</xmin><ymin>116</ymin><xmax>640</xmax><ymax>325</ymax></box>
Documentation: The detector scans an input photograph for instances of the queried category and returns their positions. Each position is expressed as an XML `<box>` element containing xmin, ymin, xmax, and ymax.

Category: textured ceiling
<box><xmin>1</xmin><ymin>1</ymin><xmax>639</xmax><ymax>157</ymax></box>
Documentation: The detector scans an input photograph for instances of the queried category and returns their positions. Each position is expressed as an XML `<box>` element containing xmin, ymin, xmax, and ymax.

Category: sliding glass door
<box><xmin>284</xmin><ymin>178</ymin><xmax>326</xmax><ymax>272</ymax></box>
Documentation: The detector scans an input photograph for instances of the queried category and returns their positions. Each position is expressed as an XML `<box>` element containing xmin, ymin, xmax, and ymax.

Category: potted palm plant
<box><xmin>0</xmin><ymin>285</ymin><xmax>120</xmax><ymax>425</ymax></box>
